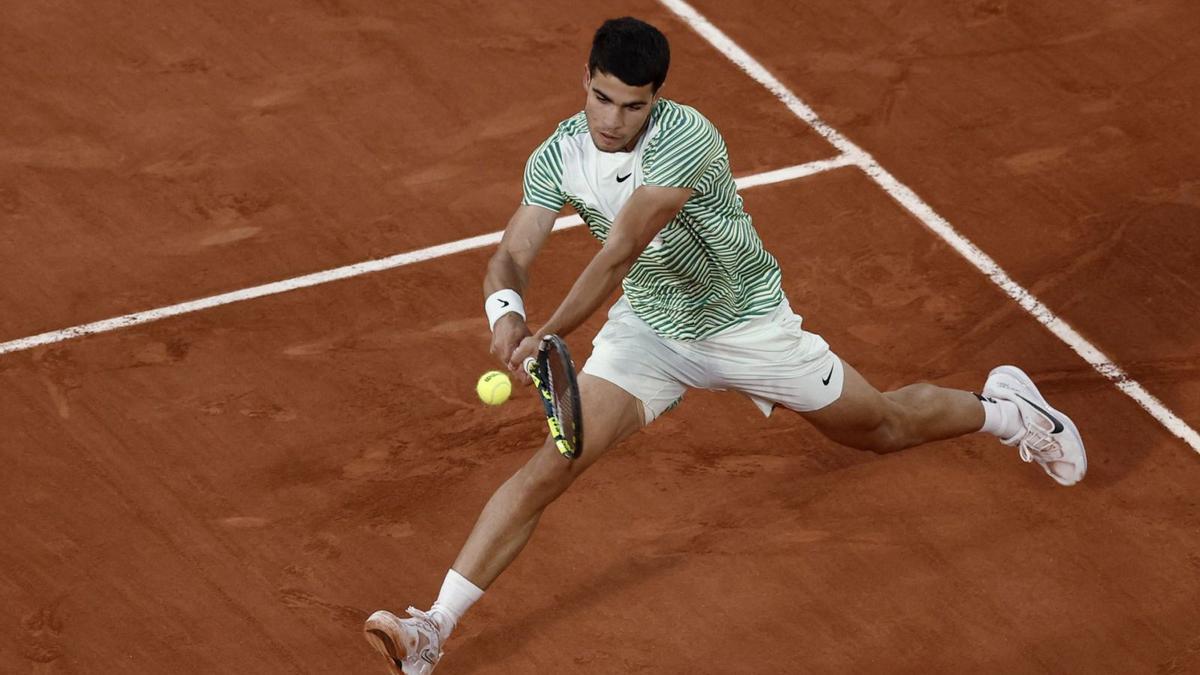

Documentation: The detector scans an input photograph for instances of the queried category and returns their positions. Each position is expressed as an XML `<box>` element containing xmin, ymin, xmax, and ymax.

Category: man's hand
<box><xmin>507</xmin><ymin>331</ymin><xmax>546</xmax><ymax>385</ymax></box>
<box><xmin>491</xmin><ymin>314</ymin><xmax>531</xmax><ymax>372</ymax></box>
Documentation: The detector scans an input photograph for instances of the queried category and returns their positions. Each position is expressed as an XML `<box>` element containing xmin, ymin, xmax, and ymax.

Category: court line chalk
<box><xmin>0</xmin><ymin>157</ymin><xmax>850</xmax><ymax>357</ymax></box>
<box><xmin>658</xmin><ymin>0</ymin><xmax>1200</xmax><ymax>454</ymax></box>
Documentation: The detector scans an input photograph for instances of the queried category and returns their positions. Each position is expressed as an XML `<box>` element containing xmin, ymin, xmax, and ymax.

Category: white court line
<box><xmin>659</xmin><ymin>0</ymin><xmax>1200</xmax><ymax>454</ymax></box>
<box><xmin>735</xmin><ymin>154</ymin><xmax>857</xmax><ymax>189</ymax></box>
<box><xmin>0</xmin><ymin>158</ymin><xmax>851</xmax><ymax>357</ymax></box>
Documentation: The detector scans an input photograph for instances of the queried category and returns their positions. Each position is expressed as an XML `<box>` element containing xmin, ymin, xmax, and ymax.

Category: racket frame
<box><xmin>523</xmin><ymin>335</ymin><xmax>582</xmax><ymax>459</ymax></box>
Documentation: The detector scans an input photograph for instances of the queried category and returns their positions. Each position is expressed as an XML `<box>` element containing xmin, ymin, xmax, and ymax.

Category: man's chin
<box><xmin>593</xmin><ymin>136</ymin><xmax>626</xmax><ymax>152</ymax></box>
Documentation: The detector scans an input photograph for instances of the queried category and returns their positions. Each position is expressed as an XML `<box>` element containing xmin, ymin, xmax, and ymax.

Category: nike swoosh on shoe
<box><xmin>1013</xmin><ymin>392</ymin><xmax>1065</xmax><ymax>433</ymax></box>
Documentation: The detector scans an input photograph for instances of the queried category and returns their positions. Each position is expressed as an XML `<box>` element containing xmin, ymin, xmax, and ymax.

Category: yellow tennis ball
<box><xmin>476</xmin><ymin>370</ymin><xmax>512</xmax><ymax>405</ymax></box>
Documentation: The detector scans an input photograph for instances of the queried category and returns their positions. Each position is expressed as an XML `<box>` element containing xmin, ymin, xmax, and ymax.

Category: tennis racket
<box><xmin>522</xmin><ymin>334</ymin><xmax>583</xmax><ymax>459</ymax></box>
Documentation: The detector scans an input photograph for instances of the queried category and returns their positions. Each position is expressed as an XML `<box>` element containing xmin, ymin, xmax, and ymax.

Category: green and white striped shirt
<box><xmin>522</xmin><ymin>98</ymin><xmax>783</xmax><ymax>340</ymax></box>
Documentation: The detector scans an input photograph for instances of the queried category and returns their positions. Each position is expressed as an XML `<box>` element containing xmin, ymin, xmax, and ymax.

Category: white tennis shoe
<box><xmin>363</xmin><ymin>607</ymin><xmax>443</xmax><ymax>675</ymax></box>
<box><xmin>983</xmin><ymin>365</ymin><xmax>1087</xmax><ymax>486</ymax></box>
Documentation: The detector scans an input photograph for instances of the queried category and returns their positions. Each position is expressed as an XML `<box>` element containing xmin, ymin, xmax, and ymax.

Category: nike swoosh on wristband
<box><xmin>1014</xmin><ymin>393</ymin><xmax>1065</xmax><ymax>433</ymax></box>
<box><xmin>498</xmin><ymin>299</ymin><xmax>510</xmax><ymax>308</ymax></box>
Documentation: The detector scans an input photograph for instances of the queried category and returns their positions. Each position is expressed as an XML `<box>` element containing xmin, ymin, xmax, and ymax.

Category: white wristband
<box><xmin>485</xmin><ymin>289</ymin><xmax>526</xmax><ymax>331</ymax></box>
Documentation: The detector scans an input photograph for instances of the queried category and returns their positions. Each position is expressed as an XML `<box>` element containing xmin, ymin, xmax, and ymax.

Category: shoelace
<box><xmin>405</xmin><ymin>606</ymin><xmax>438</xmax><ymax>628</ymax></box>
<box><xmin>1016</xmin><ymin>413</ymin><xmax>1064</xmax><ymax>464</ymax></box>
<box><xmin>404</xmin><ymin>607</ymin><xmax>443</xmax><ymax>657</ymax></box>
<box><xmin>989</xmin><ymin>381</ymin><xmax>1065</xmax><ymax>465</ymax></box>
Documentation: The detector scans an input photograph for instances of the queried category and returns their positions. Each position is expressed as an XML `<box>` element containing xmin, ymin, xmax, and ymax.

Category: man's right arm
<box><xmin>484</xmin><ymin>204</ymin><xmax>558</xmax><ymax>369</ymax></box>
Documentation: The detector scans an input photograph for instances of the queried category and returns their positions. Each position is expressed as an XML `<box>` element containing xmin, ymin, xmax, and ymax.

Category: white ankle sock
<box><xmin>979</xmin><ymin>396</ymin><xmax>1022</xmax><ymax>440</ymax></box>
<box><xmin>429</xmin><ymin>569</ymin><xmax>484</xmax><ymax>640</ymax></box>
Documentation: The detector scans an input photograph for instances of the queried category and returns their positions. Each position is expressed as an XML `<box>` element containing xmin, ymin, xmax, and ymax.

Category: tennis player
<box><xmin>364</xmin><ymin>17</ymin><xmax>1087</xmax><ymax>674</ymax></box>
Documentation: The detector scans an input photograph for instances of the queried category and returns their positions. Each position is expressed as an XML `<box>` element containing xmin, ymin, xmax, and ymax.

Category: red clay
<box><xmin>1</xmin><ymin>1</ymin><xmax>1198</xmax><ymax>673</ymax></box>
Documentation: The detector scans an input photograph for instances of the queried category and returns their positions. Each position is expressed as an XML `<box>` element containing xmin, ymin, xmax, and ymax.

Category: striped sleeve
<box><xmin>642</xmin><ymin>105</ymin><xmax>724</xmax><ymax>189</ymax></box>
<box><xmin>521</xmin><ymin>135</ymin><xmax>566</xmax><ymax>212</ymax></box>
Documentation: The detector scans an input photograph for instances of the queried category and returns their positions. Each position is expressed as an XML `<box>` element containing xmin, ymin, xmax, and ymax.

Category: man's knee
<box><xmin>810</xmin><ymin>402</ymin><xmax>903</xmax><ymax>455</ymax></box>
<box><xmin>513</xmin><ymin>438</ymin><xmax>583</xmax><ymax>507</ymax></box>
<box><xmin>851</xmin><ymin>422</ymin><xmax>905</xmax><ymax>454</ymax></box>
<box><xmin>854</xmin><ymin>383</ymin><xmax>940</xmax><ymax>453</ymax></box>
<box><xmin>888</xmin><ymin>382</ymin><xmax>941</xmax><ymax>410</ymax></box>
<box><xmin>837</xmin><ymin>400</ymin><xmax>910</xmax><ymax>454</ymax></box>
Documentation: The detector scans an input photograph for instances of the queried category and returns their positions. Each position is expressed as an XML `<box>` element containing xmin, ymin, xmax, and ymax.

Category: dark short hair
<box><xmin>588</xmin><ymin>17</ymin><xmax>670</xmax><ymax>91</ymax></box>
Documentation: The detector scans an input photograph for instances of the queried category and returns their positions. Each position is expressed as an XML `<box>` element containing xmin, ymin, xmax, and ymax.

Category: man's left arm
<box><xmin>507</xmin><ymin>185</ymin><xmax>691</xmax><ymax>371</ymax></box>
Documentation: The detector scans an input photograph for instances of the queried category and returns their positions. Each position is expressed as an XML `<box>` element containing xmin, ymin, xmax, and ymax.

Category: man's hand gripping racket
<box><xmin>522</xmin><ymin>335</ymin><xmax>583</xmax><ymax>460</ymax></box>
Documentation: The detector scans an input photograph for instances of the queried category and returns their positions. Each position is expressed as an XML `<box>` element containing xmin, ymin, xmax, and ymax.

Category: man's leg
<box><xmin>364</xmin><ymin>374</ymin><xmax>644</xmax><ymax>674</ymax></box>
<box><xmin>800</xmin><ymin>359</ymin><xmax>983</xmax><ymax>454</ymax></box>
<box><xmin>451</xmin><ymin>373</ymin><xmax>644</xmax><ymax>589</ymax></box>
<box><xmin>799</xmin><ymin>359</ymin><xmax>1086</xmax><ymax>485</ymax></box>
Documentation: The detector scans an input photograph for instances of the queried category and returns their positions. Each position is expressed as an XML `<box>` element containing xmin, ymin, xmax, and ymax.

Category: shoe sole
<box><xmin>363</xmin><ymin>612</ymin><xmax>406</xmax><ymax>675</ymax></box>
<box><xmin>990</xmin><ymin>365</ymin><xmax>1087</xmax><ymax>485</ymax></box>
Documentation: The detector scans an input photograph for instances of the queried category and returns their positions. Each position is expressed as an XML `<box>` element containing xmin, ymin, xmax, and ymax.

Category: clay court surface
<box><xmin>2</xmin><ymin>0</ymin><xmax>1199</xmax><ymax>672</ymax></box>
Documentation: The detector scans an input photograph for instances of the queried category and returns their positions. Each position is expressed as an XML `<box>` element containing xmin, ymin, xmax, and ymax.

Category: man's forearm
<box><xmin>484</xmin><ymin>250</ymin><xmax>529</xmax><ymax>297</ymax></box>
<box><xmin>540</xmin><ymin>246</ymin><xmax>633</xmax><ymax>339</ymax></box>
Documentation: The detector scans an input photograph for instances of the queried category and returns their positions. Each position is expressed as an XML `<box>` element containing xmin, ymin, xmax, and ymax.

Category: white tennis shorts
<box><xmin>582</xmin><ymin>297</ymin><xmax>844</xmax><ymax>423</ymax></box>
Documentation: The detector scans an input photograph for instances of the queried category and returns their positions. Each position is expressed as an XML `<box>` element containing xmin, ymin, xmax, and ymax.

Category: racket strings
<box><xmin>546</xmin><ymin>349</ymin><xmax>579</xmax><ymax>445</ymax></box>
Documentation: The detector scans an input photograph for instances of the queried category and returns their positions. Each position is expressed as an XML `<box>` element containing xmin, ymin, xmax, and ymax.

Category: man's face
<box><xmin>583</xmin><ymin>67</ymin><xmax>658</xmax><ymax>153</ymax></box>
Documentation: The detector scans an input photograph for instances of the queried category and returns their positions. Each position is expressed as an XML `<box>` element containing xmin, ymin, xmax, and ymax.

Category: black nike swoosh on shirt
<box><xmin>1013</xmin><ymin>393</ymin><xmax>1065</xmax><ymax>433</ymax></box>
<box><xmin>616</xmin><ymin>173</ymin><xmax>632</xmax><ymax>182</ymax></box>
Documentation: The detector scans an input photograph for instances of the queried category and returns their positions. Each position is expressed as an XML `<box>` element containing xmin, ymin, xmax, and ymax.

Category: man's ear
<box><xmin>582</xmin><ymin>63</ymin><xmax>591</xmax><ymax>91</ymax></box>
